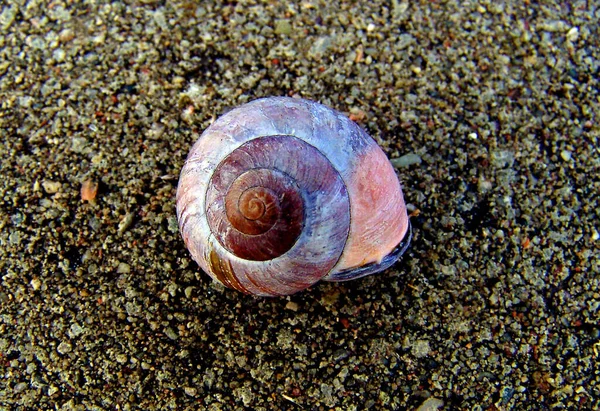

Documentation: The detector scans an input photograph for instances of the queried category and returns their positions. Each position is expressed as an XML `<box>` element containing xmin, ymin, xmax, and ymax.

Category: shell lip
<box><xmin>324</xmin><ymin>221</ymin><xmax>412</xmax><ymax>282</ymax></box>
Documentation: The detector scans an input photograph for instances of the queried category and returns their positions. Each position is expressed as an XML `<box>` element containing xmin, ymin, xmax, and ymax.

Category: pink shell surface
<box><xmin>176</xmin><ymin>97</ymin><xmax>409</xmax><ymax>296</ymax></box>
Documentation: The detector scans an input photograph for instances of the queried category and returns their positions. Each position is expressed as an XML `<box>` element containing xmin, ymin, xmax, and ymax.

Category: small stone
<box><xmin>168</xmin><ymin>215</ymin><xmax>179</xmax><ymax>233</ymax></box>
<box><xmin>234</xmin><ymin>386</ymin><xmax>255</xmax><ymax>407</ymax></box>
<box><xmin>320</xmin><ymin>383</ymin><xmax>335</xmax><ymax>406</ymax></box>
<box><xmin>118</xmin><ymin>212</ymin><xmax>135</xmax><ymax>234</ymax></box>
<box><xmin>53</xmin><ymin>48</ymin><xmax>66</xmax><ymax>62</ymax></box>
<box><xmin>417</xmin><ymin>398</ymin><xmax>444</xmax><ymax>411</ymax></box>
<box><xmin>179</xmin><ymin>80</ymin><xmax>210</xmax><ymax>103</ymax></box>
<box><xmin>58</xmin><ymin>28</ymin><xmax>74</xmax><ymax>42</ymax></box>
<box><xmin>70</xmin><ymin>137</ymin><xmax>89</xmax><ymax>153</ymax></box>
<box><xmin>42</xmin><ymin>180</ymin><xmax>61</xmax><ymax>194</ymax></box>
<box><xmin>14</xmin><ymin>382</ymin><xmax>28</xmax><ymax>393</ymax></box>
<box><xmin>165</xmin><ymin>327</ymin><xmax>178</xmax><ymax>340</ymax></box>
<box><xmin>184</xmin><ymin>286</ymin><xmax>194</xmax><ymax>299</ymax></box>
<box><xmin>57</xmin><ymin>342</ymin><xmax>72</xmax><ymax>354</ymax></box>
<box><xmin>117</xmin><ymin>262</ymin><xmax>131</xmax><ymax>274</ymax></box>
<box><xmin>392</xmin><ymin>0</ymin><xmax>409</xmax><ymax>16</ymax></box>
<box><xmin>80</xmin><ymin>180</ymin><xmax>98</xmax><ymax>202</ymax></box>
<box><xmin>566</xmin><ymin>27</ymin><xmax>579</xmax><ymax>42</ymax></box>
<box><xmin>539</xmin><ymin>20</ymin><xmax>567</xmax><ymax>32</ymax></box>
<box><xmin>167</xmin><ymin>282</ymin><xmax>178</xmax><ymax>297</ymax></box>
<box><xmin>9</xmin><ymin>230</ymin><xmax>21</xmax><ymax>245</ymax></box>
<box><xmin>116</xmin><ymin>354</ymin><xmax>128</xmax><ymax>364</ymax></box>
<box><xmin>153</xmin><ymin>9</ymin><xmax>168</xmax><ymax>31</ymax></box>
<box><xmin>11</xmin><ymin>212</ymin><xmax>24</xmax><ymax>225</ymax></box>
<box><xmin>397</xmin><ymin>33</ymin><xmax>415</xmax><ymax>49</ymax></box>
<box><xmin>285</xmin><ymin>301</ymin><xmax>299</xmax><ymax>311</ymax></box>
<box><xmin>0</xmin><ymin>5</ymin><xmax>17</xmax><ymax>30</ymax></box>
<box><xmin>184</xmin><ymin>386</ymin><xmax>197</xmax><ymax>396</ymax></box>
<box><xmin>309</xmin><ymin>36</ymin><xmax>332</xmax><ymax>59</ymax></box>
<box><xmin>478</xmin><ymin>178</ymin><xmax>493</xmax><ymax>193</ymax></box>
<box><xmin>30</xmin><ymin>278</ymin><xmax>41</xmax><ymax>291</ymax></box>
<box><xmin>490</xmin><ymin>150</ymin><xmax>515</xmax><ymax>168</ymax></box>
<box><xmin>391</xmin><ymin>153</ymin><xmax>422</xmax><ymax>168</ymax></box>
<box><xmin>560</xmin><ymin>150</ymin><xmax>572</xmax><ymax>161</ymax></box>
<box><xmin>135</xmin><ymin>103</ymin><xmax>149</xmax><ymax>117</ymax></box>
<box><xmin>333</xmin><ymin>349</ymin><xmax>349</xmax><ymax>361</ymax></box>
<box><xmin>69</xmin><ymin>323</ymin><xmax>85</xmax><ymax>338</ymax></box>
<box><xmin>274</xmin><ymin>19</ymin><xmax>292</xmax><ymax>35</ymax></box>
<box><xmin>125</xmin><ymin>301</ymin><xmax>141</xmax><ymax>317</ymax></box>
<box><xmin>412</xmin><ymin>339</ymin><xmax>431</xmax><ymax>358</ymax></box>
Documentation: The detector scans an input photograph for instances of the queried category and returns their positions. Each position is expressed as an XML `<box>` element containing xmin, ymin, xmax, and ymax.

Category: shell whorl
<box><xmin>204</xmin><ymin>134</ymin><xmax>350</xmax><ymax>294</ymax></box>
<box><xmin>177</xmin><ymin>97</ymin><xmax>410</xmax><ymax>296</ymax></box>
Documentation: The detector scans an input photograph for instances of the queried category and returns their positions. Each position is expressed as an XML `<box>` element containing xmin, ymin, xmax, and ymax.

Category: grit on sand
<box><xmin>0</xmin><ymin>1</ymin><xmax>598</xmax><ymax>410</ymax></box>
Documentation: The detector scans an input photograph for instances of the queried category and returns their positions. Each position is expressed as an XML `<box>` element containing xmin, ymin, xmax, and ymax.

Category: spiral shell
<box><xmin>177</xmin><ymin>97</ymin><xmax>410</xmax><ymax>296</ymax></box>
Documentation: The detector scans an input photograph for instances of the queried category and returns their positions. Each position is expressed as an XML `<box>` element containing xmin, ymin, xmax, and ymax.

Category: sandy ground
<box><xmin>1</xmin><ymin>1</ymin><xmax>599</xmax><ymax>409</ymax></box>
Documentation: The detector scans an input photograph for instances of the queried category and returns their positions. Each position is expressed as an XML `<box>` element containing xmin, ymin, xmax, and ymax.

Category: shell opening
<box><xmin>324</xmin><ymin>221</ymin><xmax>412</xmax><ymax>282</ymax></box>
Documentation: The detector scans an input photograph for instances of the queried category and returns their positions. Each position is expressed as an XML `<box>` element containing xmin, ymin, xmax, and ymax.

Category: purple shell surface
<box><xmin>176</xmin><ymin>97</ymin><xmax>410</xmax><ymax>296</ymax></box>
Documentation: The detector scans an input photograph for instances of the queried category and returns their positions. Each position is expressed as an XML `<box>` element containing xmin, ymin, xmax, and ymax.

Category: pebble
<box><xmin>164</xmin><ymin>327</ymin><xmax>178</xmax><ymax>341</ymax></box>
<box><xmin>417</xmin><ymin>398</ymin><xmax>444</xmax><ymax>411</ymax></box>
<box><xmin>42</xmin><ymin>180</ymin><xmax>61</xmax><ymax>194</ymax></box>
<box><xmin>117</xmin><ymin>262</ymin><xmax>131</xmax><ymax>274</ymax></box>
<box><xmin>285</xmin><ymin>301</ymin><xmax>299</xmax><ymax>311</ymax></box>
<box><xmin>391</xmin><ymin>153</ymin><xmax>422</xmax><ymax>168</ymax></box>
<box><xmin>274</xmin><ymin>19</ymin><xmax>292</xmax><ymax>35</ymax></box>
<box><xmin>57</xmin><ymin>342</ymin><xmax>72</xmax><ymax>355</ymax></box>
<box><xmin>30</xmin><ymin>278</ymin><xmax>41</xmax><ymax>291</ymax></box>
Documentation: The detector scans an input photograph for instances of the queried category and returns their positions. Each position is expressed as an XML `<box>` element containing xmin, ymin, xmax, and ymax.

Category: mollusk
<box><xmin>176</xmin><ymin>97</ymin><xmax>411</xmax><ymax>296</ymax></box>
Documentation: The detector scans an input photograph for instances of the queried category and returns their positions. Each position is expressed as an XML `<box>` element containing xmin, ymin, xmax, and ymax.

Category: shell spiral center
<box><xmin>206</xmin><ymin>135</ymin><xmax>351</xmax><ymax>264</ymax></box>
<box><xmin>211</xmin><ymin>166</ymin><xmax>305</xmax><ymax>261</ymax></box>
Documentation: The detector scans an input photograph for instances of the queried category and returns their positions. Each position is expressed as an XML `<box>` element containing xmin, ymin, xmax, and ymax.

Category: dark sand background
<box><xmin>1</xmin><ymin>1</ymin><xmax>599</xmax><ymax>409</ymax></box>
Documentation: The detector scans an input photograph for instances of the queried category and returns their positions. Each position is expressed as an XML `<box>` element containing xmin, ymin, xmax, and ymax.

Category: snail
<box><xmin>176</xmin><ymin>97</ymin><xmax>411</xmax><ymax>296</ymax></box>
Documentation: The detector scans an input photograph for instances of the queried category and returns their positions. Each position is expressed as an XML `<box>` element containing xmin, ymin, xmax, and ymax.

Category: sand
<box><xmin>0</xmin><ymin>1</ymin><xmax>598</xmax><ymax>409</ymax></box>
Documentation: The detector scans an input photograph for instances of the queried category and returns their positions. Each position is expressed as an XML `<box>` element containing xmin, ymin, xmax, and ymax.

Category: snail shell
<box><xmin>176</xmin><ymin>97</ymin><xmax>411</xmax><ymax>296</ymax></box>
